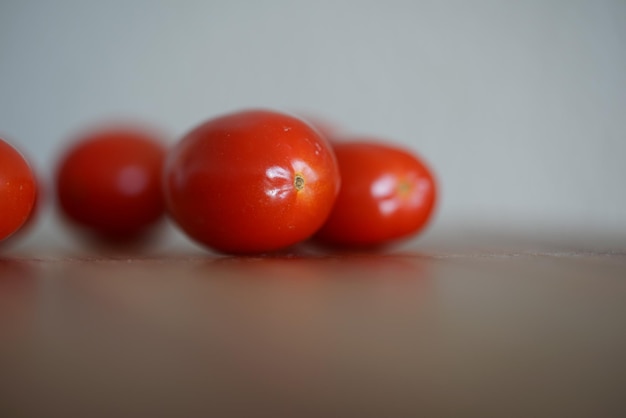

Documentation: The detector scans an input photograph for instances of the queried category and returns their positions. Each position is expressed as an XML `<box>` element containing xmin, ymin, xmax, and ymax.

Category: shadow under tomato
<box><xmin>57</xmin><ymin>215</ymin><xmax>168</xmax><ymax>257</ymax></box>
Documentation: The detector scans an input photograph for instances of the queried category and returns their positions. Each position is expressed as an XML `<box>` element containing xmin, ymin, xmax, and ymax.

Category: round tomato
<box><xmin>315</xmin><ymin>141</ymin><xmax>437</xmax><ymax>248</ymax></box>
<box><xmin>164</xmin><ymin>109</ymin><xmax>340</xmax><ymax>254</ymax></box>
<box><xmin>56</xmin><ymin>126</ymin><xmax>167</xmax><ymax>241</ymax></box>
<box><xmin>0</xmin><ymin>138</ymin><xmax>37</xmax><ymax>242</ymax></box>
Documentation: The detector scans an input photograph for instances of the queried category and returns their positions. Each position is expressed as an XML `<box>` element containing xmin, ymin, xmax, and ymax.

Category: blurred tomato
<box><xmin>0</xmin><ymin>138</ymin><xmax>37</xmax><ymax>242</ymax></box>
<box><xmin>315</xmin><ymin>141</ymin><xmax>436</xmax><ymax>248</ymax></box>
<box><xmin>56</xmin><ymin>126</ymin><xmax>167</xmax><ymax>241</ymax></box>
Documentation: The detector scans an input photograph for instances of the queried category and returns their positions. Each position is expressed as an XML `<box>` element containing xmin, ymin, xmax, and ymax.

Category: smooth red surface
<box><xmin>164</xmin><ymin>109</ymin><xmax>340</xmax><ymax>254</ymax></box>
<box><xmin>315</xmin><ymin>141</ymin><xmax>436</xmax><ymax>247</ymax></box>
<box><xmin>0</xmin><ymin>138</ymin><xmax>37</xmax><ymax>242</ymax></box>
<box><xmin>56</xmin><ymin>127</ymin><xmax>166</xmax><ymax>240</ymax></box>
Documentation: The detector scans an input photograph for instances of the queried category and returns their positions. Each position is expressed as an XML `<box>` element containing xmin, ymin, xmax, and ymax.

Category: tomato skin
<box><xmin>0</xmin><ymin>138</ymin><xmax>37</xmax><ymax>242</ymax></box>
<box><xmin>55</xmin><ymin>127</ymin><xmax>167</xmax><ymax>240</ymax></box>
<box><xmin>164</xmin><ymin>109</ymin><xmax>340</xmax><ymax>254</ymax></box>
<box><xmin>315</xmin><ymin>141</ymin><xmax>437</xmax><ymax>248</ymax></box>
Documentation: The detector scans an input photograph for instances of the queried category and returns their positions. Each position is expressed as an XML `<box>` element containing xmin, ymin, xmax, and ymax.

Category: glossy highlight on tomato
<box><xmin>164</xmin><ymin>109</ymin><xmax>340</xmax><ymax>254</ymax></box>
<box><xmin>55</xmin><ymin>126</ymin><xmax>167</xmax><ymax>241</ymax></box>
<box><xmin>0</xmin><ymin>138</ymin><xmax>37</xmax><ymax>242</ymax></box>
<box><xmin>315</xmin><ymin>141</ymin><xmax>436</xmax><ymax>248</ymax></box>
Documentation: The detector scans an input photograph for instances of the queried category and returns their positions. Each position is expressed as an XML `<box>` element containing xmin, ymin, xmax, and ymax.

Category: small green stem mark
<box><xmin>397</xmin><ymin>180</ymin><xmax>412</xmax><ymax>196</ymax></box>
<box><xmin>294</xmin><ymin>174</ymin><xmax>305</xmax><ymax>191</ymax></box>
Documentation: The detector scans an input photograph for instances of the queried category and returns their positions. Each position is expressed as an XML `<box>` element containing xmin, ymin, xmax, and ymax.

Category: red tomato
<box><xmin>315</xmin><ymin>141</ymin><xmax>437</xmax><ymax>248</ymax></box>
<box><xmin>56</xmin><ymin>126</ymin><xmax>167</xmax><ymax>241</ymax></box>
<box><xmin>0</xmin><ymin>138</ymin><xmax>37</xmax><ymax>242</ymax></box>
<box><xmin>164</xmin><ymin>109</ymin><xmax>340</xmax><ymax>254</ymax></box>
<box><xmin>0</xmin><ymin>170</ymin><xmax>43</xmax><ymax>248</ymax></box>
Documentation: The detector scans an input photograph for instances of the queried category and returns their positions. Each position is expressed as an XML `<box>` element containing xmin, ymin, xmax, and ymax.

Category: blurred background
<box><xmin>1</xmin><ymin>0</ymin><xmax>625</xmax><ymax>249</ymax></box>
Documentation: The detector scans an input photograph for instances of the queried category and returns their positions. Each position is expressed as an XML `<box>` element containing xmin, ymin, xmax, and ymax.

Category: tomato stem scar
<box><xmin>294</xmin><ymin>174</ymin><xmax>305</xmax><ymax>191</ymax></box>
<box><xmin>397</xmin><ymin>180</ymin><xmax>412</xmax><ymax>196</ymax></box>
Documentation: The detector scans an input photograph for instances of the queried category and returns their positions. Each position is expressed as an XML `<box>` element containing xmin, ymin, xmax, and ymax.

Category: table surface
<box><xmin>1</xmin><ymin>230</ymin><xmax>625</xmax><ymax>417</ymax></box>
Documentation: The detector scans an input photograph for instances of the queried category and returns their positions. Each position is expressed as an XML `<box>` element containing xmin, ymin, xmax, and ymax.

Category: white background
<box><xmin>1</xmin><ymin>0</ymin><xmax>625</xmax><ymax>246</ymax></box>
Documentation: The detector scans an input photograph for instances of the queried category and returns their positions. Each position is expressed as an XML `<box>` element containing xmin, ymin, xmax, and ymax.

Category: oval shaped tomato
<box><xmin>164</xmin><ymin>109</ymin><xmax>340</xmax><ymax>254</ymax></box>
<box><xmin>315</xmin><ymin>141</ymin><xmax>437</xmax><ymax>248</ymax></box>
<box><xmin>56</xmin><ymin>126</ymin><xmax>167</xmax><ymax>241</ymax></box>
<box><xmin>0</xmin><ymin>138</ymin><xmax>37</xmax><ymax>242</ymax></box>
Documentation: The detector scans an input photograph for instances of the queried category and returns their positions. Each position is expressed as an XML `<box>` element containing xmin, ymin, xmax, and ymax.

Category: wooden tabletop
<box><xmin>1</xmin><ymin>231</ymin><xmax>625</xmax><ymax>417</ymax></box>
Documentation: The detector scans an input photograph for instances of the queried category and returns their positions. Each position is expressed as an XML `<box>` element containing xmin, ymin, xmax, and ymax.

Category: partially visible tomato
<box><xmin>164</xmin><ymin>109</ymin><xmax>340</xmax><ymax>254</ymax></box>
<box><xmin>55</xmin><ymin>126</ymin><xmax>167</xmax><ymax>241</ymax></box>
<box><xmin>315</xmin><ymin>141</ymin><xmax>436</xmax><ymax>248</ymax></box>
<box><xmin>0</xmin><ymin>138</ymin><xmax>37</xmax><ymax>242</ymax></box>
<box><xmin>0</xmin><ymin>169</ymin><xmax>44</xmax><ymax>248</ymax></box>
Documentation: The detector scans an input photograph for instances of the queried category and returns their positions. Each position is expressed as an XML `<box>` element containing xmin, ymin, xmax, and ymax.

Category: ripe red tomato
<box><xmin>315</xmin><ymin>141</ymin><xmax>437</xmax><ymax>248</ymax></box>
<box><xmin>0</xmin><ymin>169</ymin><xmax>43</xmax><ymax>248</ymax></box>
<box><xmin>56</xmin><ymin>126</ymin><xmax>167</xmax><ymax>241</ymax></box>
<box><xmin>164</xmin><ymin>109</ymin><xmax>340</xmax><ymax>254</ymax></box>
<box><xmin>0</xmin><ymin>138</ymin><xmax>37</xmax><ymax>242</ymax></box>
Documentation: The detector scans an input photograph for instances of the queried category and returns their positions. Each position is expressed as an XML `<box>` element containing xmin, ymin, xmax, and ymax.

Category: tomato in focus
<box><xmin>164</xmin><ymin>109</ymin><xmax>340</xmax><ymax>254</ymax></box>
<box><xmin>0</xmin><ymin>138</ymin><xmax>37</xmax><ymax>242</ymax></box>
<box><xmin>315</xmin><ymin>141</ymin><xmax>436</xmax><ymax>248</ymax></box>
<box><xmin>55</xmin><ymin>127</ymin><xmax>167</xmax><ymax>241</ymax></box>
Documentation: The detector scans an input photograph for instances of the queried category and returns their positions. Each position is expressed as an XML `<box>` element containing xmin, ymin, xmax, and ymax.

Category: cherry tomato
<box><xmin>315</xmin><ymin>141</ymin><xmax>437</xmax><ymax>248</ymax></box>
<box><xmin>164</xmin><ymin>109</ymin><xmax>340</xmax><ymax>254</ymax></box>
<box><xmin>56</xmin><ymin>126</ymin><xmax>167</xmax><ymax>241</ymax></box>
<box><xmin>0</xmin><ymin>170</ymin><xmax>43</xmax><ymax>248</ymax></box>
<box><xmin>0</xmin><ymin>138</ymin><xmax>37</xmax><ymax>242</ymax></box>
